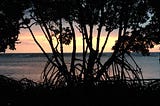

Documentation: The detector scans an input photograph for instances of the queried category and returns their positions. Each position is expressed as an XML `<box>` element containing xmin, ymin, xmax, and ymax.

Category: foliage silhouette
<box><xmin>28</xmin><ymin>0</ymin><xmax>150</xmax><ymax>87</ymax></box>
<box><xmin>1</xmin><ymin>75</ymin><xmax>160</xmax><ymax>106</ymax></box>
<box><xmin>1</xmin><ymin>0</ymin><xmax>160</xmax><ymax>105</ymax></box>
<box><xmin>0</xmin><ymin>0</ymin><xmax>160</xmax><ymax>88</ymax></box>
<box><xmin>0</xmin><ymin>0</ymin><xmax>30</xmax><ymax>52</ymax></box>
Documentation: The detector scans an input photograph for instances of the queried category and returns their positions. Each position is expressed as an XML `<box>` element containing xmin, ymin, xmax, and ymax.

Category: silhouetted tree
<box><xmin>0</xmin><ymin>0</ymin><xmax>30</xmax><ymax>52</ymax></box>
<box><xmin>1</xmin><ymin>0</ymin><xmax>160</xmax><ymax>88</ymax></box>
<box><xmin>25</xmin><ymin>0</ymin><xmax>150</xmax><ymax>87</ymax></box>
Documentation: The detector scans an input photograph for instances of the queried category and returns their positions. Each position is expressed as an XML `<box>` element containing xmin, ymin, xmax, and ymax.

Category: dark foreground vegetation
<box><xmin>0</xmin><ymin>75</ymin><xmax>160</xmax><ymax>106</ymax></box>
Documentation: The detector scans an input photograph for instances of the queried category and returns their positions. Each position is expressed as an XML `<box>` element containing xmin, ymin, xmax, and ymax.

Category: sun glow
<box><xmin>6</xmin><ymin>26</ymin><xmax>159</xmax><ymax>53</ymax></box>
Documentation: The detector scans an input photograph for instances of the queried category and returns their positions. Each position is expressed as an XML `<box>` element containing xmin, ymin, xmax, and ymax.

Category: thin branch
<box><xmin>69</xmin><ymin>21</ymin><xmax>76</xmax><ymax>78</ymax></box>
<box><xmin>24</xmin><ymin>22</ymin><xmax>57</xmax><ymax>68</ymax></box>
<box><xmin>96</xmin><ymin>25</ymin><xmax>102</xmax><ymax>52</ymax></box>
<box><xmin>98</xmin><ymin>31</ymin><xmax>111</xmax><ymax>59</ymax></box>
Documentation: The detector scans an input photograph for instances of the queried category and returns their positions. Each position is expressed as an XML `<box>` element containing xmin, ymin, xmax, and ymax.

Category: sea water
<box><xmin>0</xmin><ymin>53</ymin><xmax>160</xmax><ymax>82</ymax></box>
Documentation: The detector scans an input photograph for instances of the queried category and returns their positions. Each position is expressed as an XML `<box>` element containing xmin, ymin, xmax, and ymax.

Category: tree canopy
<box><xmin>0</xmin><ymin>0</ymin><xmax>30</xmax><ymax>52</ymax></box>
<box><xmin>0</xmin><ymin>0</ymin><xmax>160</xmax><ymax>87</ymax></box>
<box><xmin>1</xmin><ymin>0</ymin><xmax>159</xmax><ymax>53</ymax></box>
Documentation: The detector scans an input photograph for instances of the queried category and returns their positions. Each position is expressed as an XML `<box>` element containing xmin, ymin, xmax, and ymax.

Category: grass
<box><xmin>0</xmin><ymin>75</ymin><xmax>160</xmax><ymax>106</ymax></box>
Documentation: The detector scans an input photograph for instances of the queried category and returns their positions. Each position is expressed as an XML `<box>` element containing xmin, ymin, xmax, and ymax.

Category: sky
<box><xmin>6</xmin><ymin>26</ymin><xmax>118</xmax><ymax>53</ymax></box>
<box><xmin>6</xmin><ymin>26</ymin><xmax>160</xmax><ymax>53</ymax></box>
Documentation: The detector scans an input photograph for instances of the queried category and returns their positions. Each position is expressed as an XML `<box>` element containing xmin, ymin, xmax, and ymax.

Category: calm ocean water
<box><xmin>0</xmin><ymin>53</ymin><xmax>160</xmax><ymax>82</ymax></box>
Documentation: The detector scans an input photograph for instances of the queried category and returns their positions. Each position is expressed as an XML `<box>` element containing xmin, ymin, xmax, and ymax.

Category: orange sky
<box><xmin>6</xmin><ymin>26</ymin><xmax>117</xmax><ymax>53</ymax></box>
<box><xmin>6</xmin><ymin>27</ymin><xmax>160</xmax><ymax>53</ymax></box>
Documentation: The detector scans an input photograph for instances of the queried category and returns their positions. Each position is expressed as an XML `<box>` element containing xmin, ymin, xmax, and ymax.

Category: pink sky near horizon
<box><xmin>6</xmin><ymin>26</ymin><xmax>160</xmax><ymax>53</ymax></box>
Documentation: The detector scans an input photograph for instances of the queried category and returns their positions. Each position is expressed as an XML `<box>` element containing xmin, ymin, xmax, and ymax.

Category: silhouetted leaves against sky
<box><xmin>0</xmin><ymin>0</ymin><xmax>30</xmax><ymax>52</ymax></box>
